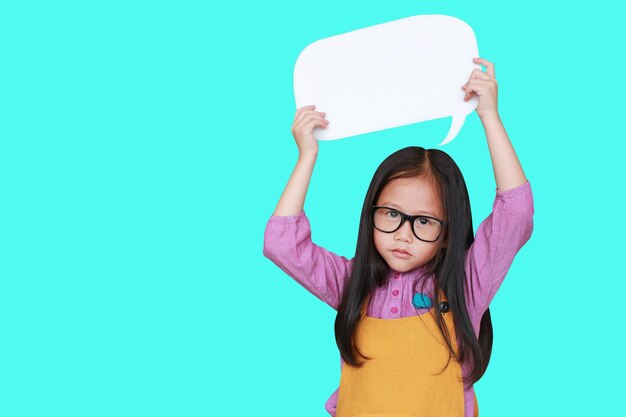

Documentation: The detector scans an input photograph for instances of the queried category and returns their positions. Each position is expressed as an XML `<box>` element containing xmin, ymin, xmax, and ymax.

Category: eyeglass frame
<box><xmin>370</xmin><ymin>205</ymin><xmax>449</xmax><ymax>242</ymax></box>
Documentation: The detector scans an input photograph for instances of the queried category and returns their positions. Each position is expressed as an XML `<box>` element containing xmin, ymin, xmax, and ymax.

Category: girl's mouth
<box><xmin>392</xmin><ymin>250</ymin><xmax>411</xmax><ymax>259</ymax></box>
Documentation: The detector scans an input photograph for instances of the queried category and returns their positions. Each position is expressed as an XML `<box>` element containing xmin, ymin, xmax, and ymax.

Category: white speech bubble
<box><xmin>293</xmin><ymin>14</ymin><xmax>480</xmax><ymax>146</ymax></box>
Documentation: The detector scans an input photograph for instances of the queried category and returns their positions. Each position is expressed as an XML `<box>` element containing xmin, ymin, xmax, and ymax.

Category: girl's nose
<box><xmin>395</xmin><ymin>220</ymin><xmax>413</xmax><ymax>241</ymax></box>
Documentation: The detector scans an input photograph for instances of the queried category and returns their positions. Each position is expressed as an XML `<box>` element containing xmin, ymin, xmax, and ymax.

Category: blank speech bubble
<box><xmin>293</xmin><ymin>14</ymin><xmax>481</xmax><ymax>146</ymax></box>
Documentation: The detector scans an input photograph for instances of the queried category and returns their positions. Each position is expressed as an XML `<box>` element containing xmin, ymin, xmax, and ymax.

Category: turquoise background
<box><xmin>1</xmin><ymin>1</ymin><xmax>624</xmax><ymax>416</ymax></box>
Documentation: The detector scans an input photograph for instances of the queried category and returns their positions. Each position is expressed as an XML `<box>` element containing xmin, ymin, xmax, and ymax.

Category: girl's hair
<box><xmin>335</xmin><ymin>146</ymin><xmax>492</xmax><ymax>387</ymax></box>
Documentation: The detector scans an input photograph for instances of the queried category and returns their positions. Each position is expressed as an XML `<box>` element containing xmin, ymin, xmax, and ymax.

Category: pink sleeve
<box><xmin>464</xmin><ymin>180</ymin><xmax>535</xmax><ymax>323</ymax></box>
<box><xmin>263</xmin><ymin>210</ymin><xmax>353</xmax><ymax>310</ymax></box>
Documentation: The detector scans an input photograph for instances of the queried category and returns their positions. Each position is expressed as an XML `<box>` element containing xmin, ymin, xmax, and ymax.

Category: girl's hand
<box><xmin>461</xmin><ymin>57</ymin><xmax>499</xmax><ymax>120</ymax></box>
<box><xmin>291</xmin><ymin>105</ymin><xmax>329</xmax><ymax>156</ymax></box>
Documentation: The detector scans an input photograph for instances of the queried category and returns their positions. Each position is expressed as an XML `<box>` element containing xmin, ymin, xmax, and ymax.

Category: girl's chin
<box><xmin>387</xmin><ymin>259</ymin><xmax>414</xmax><ymax>270</ymax></box>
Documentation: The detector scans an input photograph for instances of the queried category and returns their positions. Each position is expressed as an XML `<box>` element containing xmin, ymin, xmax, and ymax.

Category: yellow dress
<box><xmin>336</xmin><ymin>290</ymin><xmax>478</xmax><ymax>417</ymax></box>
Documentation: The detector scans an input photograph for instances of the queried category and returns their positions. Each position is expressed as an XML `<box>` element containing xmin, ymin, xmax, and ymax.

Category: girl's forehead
<box><xmin>377</xmin><ymin>177</ymin><xmax>443</xmax><ymax>216</ymax></box>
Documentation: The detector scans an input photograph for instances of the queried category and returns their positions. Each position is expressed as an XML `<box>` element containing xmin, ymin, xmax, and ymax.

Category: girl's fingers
<box><xmin>463</xmin><ymin>80</ymin><xmax>490</xmax><ymax>100</ymax></box>
<box><xmin>473</xmin><ymin>57</ymin><xmax>496</xmax><ymax>78</ymax></box>
<box><xmin>305</xmin><ymin>115</ymin><xmax>329</xmax><ymax>127</ymax></box>
<box><xmin>462</xmin><ymin>70</ymin><xmax>494</xmax><ymax>90</ymax></box>
<box><xmin>294</xmin><ymin>114</ymin><xmax>328</xmax><ymax>131</ymax></box>
<box><xmin>295</xmin><ymin>105</ymin><xmax>316</xmax><ymax>123</ymax></box>
<box><xmin>462</xmin><ymin>69</ymin><xmax>491</xmax><ymax>87</ymax></box>
<box><xmin>295</xmin><ymin>106</ymin><xmax>315</xmax><ymax>121</ymax></box>
<box><xmin>297</xmin><ymin>105</ymin><xmax>316</xmax><ymax>113</ymax></box>
<box><xmin>303</xmin><ymin>116</ymin><xmax>329</xmax><ymax>130</ymax></box>
<box><xmin>295</xmin><ymin>109</ymin><xmax>327</xmax><ymax>126</ymax></box>
<box><xmin>462</xmin><ymin>80</ymin><xmax>476</xmax><ymax>99</ymax></box>
<box><xmin>470</xmin><ymin>68</ymin><xmax>492</xmax><ymax>81</ymax></box>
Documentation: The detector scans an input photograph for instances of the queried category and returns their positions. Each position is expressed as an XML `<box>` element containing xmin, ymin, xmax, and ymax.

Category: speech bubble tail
<box><xmin>438</xmin><ymin>114</ymin><xmax>466</xmax><ymax>146</ymax></box>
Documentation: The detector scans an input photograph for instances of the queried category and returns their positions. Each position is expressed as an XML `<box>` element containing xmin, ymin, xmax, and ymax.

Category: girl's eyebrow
<box><xmin>380</xmin><ymin>202</ymin><xmax>438</xmax><ymax>217</ymax></box>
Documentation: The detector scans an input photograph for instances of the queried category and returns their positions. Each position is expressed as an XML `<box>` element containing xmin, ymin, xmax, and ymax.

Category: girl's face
<box><xmin>373</xmin><ymin>176</ymin><xmax>447</xmax><ymax>273</ymax></box>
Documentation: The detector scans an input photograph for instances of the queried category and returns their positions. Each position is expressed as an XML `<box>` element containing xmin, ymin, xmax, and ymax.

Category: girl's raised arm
<box><xmin>272</xmin><ymin>105</ymin><xmax>328</xmax><ymax>216</ymax></box>
<box><xmin>462</xmin><ymin>57</ymin><xmax>527</xmax><ymax>191</ymax></box>
<box><xmin>461</xmin><ymin>58</ymin><xmax>535</xmax><ymax>321</ymax></box>
<box><xmin>264</xmin><ymin>106</ymin><xmax>351</xmax><ymax>311</ymax></box>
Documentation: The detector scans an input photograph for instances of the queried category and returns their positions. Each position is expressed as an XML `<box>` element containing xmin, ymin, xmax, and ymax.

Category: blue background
<box><xmin>1</xmin><ymin>1</ymin><xmax>624</xmax><ymax>416</ymax></box>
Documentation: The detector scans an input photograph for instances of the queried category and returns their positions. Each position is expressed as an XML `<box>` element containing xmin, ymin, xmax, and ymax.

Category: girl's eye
<box><xmin>385</xmin><ymin>209</ymin><xmax>399</xmax><ymax>218</ymax></box>
<box><xmin>417</xmin><ymin>217</ymin><xmax>432</xmax><ymax>226</ymax></box>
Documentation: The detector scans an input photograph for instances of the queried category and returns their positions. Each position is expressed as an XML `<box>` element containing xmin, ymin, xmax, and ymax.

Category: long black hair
<box><xmin>335</xmin><ymin>146</ymin><xmax>492</xmax><ymax>386</ymax></box>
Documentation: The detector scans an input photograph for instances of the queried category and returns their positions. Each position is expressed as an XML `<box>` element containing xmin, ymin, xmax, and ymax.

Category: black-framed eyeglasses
<box><xmin>371</xmin><ymin>206</ymin><xmax>448</xmax><ymax>243</ymax></box>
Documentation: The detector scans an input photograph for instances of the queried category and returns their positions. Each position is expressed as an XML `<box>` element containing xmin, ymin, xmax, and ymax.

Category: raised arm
<box><xmin>272</xmin><ymin>105</ymin><xmax>327</xmax><ymax>216</ymax></box>
<box><xmin>263</xmin><ymin>106</ymin><xmax>351</xmax><ymax>310</ymax></box>
<box><xmin>462</xmin><ymin>57</ymin><xmax>527</xmax><ymax>191</ymax></box>
<box><xmin>461</xmin><ymin>58</ymin><xmax>535</xmax><ymax>320</ymax></box>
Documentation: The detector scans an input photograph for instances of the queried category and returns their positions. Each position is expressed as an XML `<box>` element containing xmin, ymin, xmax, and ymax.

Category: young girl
<box><xmin>263</xmin><ymin>57</ymin><xmax>534</xmax><ymax>417</ymax></box>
